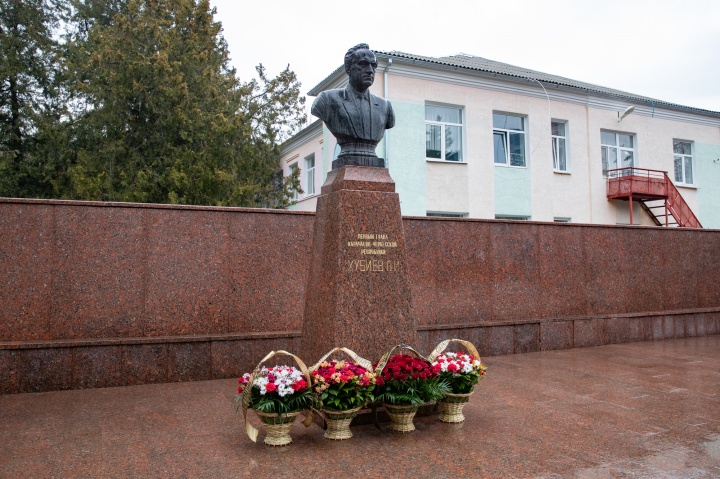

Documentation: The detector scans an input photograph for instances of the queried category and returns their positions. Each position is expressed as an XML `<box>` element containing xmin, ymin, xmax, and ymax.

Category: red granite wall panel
<box><xmin>494</xmin><ymin>223</ymin><xmax>543</xmax><ymax>321</ymax></box>
<box><xmin>405</xmin><ymin>219</ymin><xmax>495</xmax><ymax>325</ymax></box>
<box><xmin>0</xmin><ymin>203</ymin><xmax>54</xmax><ymax>341</ymax></box>
<box><xmin>535</xmin><ymin>225</ymin><xmax>588</xmax><ymax>319</ymax></box>
<box><xmin>228</xmin><ymin>213</ymin><xmax>312</xmax><ymax>333</ymax></box>
<box><xmin>144</xmin><ymin>209</ymin><xmax>231</xmax><ymax>337</ymax></box>
<box><xmin>51</xmin><ymin>205</ymin><xmax>146</xmax><ymax>340</ymax></box>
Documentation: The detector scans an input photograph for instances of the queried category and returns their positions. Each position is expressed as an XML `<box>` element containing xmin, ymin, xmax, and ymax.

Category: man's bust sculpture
<box><xmin>311</xmin><ymin>43</ymin><xmax>395</xmax><ymax>169</ymax></box>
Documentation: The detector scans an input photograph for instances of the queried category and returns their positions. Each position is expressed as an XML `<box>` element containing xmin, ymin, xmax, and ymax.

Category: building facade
<box><xmin>279</xmin><ymin>51</ymin><xmax>720</xmax><ymax>228</ymax></box>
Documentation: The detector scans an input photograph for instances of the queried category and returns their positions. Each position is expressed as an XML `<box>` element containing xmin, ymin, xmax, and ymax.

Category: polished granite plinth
<box><xmin>2</xmin><ymin>336</ymin><xmax>719</xmax><ymax>478</ymax></box>
<box><xmin>301</xmin><ymin>166</ymin><xmax>417</xmax><ymax>365</ymax></box>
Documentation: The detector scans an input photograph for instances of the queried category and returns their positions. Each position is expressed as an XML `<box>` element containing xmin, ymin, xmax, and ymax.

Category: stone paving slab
<box><xmin>1</xmin><ymin>336</ymin><xmax>719</xmax><ymax>479</ymax></box>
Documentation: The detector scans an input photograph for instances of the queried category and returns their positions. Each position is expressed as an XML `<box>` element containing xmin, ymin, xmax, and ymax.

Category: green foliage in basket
<box><xmin>374</xmin><ymin>354</ymin><xmax>450</xmax><ymax>406</ymax></box>
<box><xmin>432</xmin><ymin>352</ymin><xmax>487</xmax><ymax>394</ymax></box>
<box><xmin>236</xmin><ymin>366</ymin><xmax>314</xmax><ymax>414</ymax></box>
<box><xmin>312</xmin><ymin>360</ymin><xmax>377</xmax><ymax>411</ymax></box>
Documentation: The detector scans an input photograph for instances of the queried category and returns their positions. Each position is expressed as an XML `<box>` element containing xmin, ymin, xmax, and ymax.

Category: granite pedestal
<box><xmin>300</xmin><ymin>166</ymin><xmax>417</xmax><ymax>365</ymax></box>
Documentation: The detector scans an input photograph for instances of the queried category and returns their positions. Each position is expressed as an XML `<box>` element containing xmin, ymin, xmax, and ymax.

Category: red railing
<box><xmin>665</xmin><ymin>176</ymin><xmax>702</xmax><ymax>228</ymax></box>
<box><xmin>606</xmin><ymin>167</ymin><xmax>701</xmax><ymax>228</ymax></box>
<box><xmin>606</xmin><ymin>167</ymin><xmax>668</xmax><ymax>199</ymax></box>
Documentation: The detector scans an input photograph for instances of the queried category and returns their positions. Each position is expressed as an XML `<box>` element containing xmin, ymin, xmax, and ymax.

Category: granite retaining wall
<box><xmin>2</xmin><ymin>198</ymin><xmax>719</xmax><ymax>393</ymax></box>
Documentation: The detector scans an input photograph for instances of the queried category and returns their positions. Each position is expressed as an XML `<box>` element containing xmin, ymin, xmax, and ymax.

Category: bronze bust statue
<box><xmin>311</xmin><ymin>44</ymin><xmax>395</xmax><ymax>169</ymax></box>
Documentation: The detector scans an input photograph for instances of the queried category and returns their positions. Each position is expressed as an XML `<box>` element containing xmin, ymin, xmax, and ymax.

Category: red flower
<box><xmin>265</xmin><ymin>382</ymin><xmax>277</xmax><ymax>393</ymax></box>
<box><xmin>375</xmin><ymin>376</ymin><xmax>384</xmax><ymax>386</ymax></box>
<box><xmin>237</xmin><ymin>385</ymin><xmax>243</xmax><ymax>394</ymax></box>
<box><xmin>292</xmin><ymin>379</ymin><xmax>307</xmax><ymax>391</ymax></box>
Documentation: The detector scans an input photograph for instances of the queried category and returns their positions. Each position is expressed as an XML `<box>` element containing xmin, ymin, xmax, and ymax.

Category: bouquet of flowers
<box><xmin>312</xmin><ymin>360</ymin><xmax>377</xmax><ymax>411</ymax></box>
<box><xmin>375</xmin><ymin>353</ymin><xmax>450</xmax><ymax>406</ymax></box>
<box><xmin>432</xmin><ymin>351</ymin><xmax>487</xmax><ymax>394</ymax></box>
<box><xmin>237</xmin><ymin>365</ymin><xmax>313</xmax><ymax>414</ymax></box>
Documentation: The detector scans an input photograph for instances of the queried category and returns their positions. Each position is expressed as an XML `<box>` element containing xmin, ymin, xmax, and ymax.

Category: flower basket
<box><xmin>383</xmin><ymin>403</ymin><xmax>420</xmax><ymax>433</ymax></box>
<box><xmin>428</xmin><ymin>339</ymin><xmax>487</xmax><ymax>424</ymax></box>
<box><xmin>235</xmin><ymin>350</ymin><xmax>314</xmax><ymax>446</ymax></box>
<box><xmin>255</xmin><ymin>410</ymin><xmax>302</xmax><ymax>446</ymax></box>
<box><xmin>323</xmin><ymin>406</ymin><xmax>362</xmax><ymax>440</ymax></box>
<box><xmin>374</xmin><ymin>344</ymin><xmax>450</xmax><ymax>433</ymax></box>
<box><xmin>310</xmin><ymin>347</ymin><xmax>377</xmax><ymax>440</ymax></box>
<box><xmin>437</xmin><ymin>392</ymin><xmax>471</xmax><ymax>423</ymax></box>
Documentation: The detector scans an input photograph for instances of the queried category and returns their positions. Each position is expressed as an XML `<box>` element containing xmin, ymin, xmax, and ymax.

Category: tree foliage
<box><xmin>0</xmin><ymin>0</ymin><xmax>304</xmax><ymax>207</ymax></box>
<box><xmin>0</xmin><ymin>0</ymin><xmax>64</xmax><ymax>196</ymax></box>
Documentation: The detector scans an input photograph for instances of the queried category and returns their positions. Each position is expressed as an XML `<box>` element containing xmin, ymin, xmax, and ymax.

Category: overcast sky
<box><xmin>210</xmin><ymin>0</ymin><xmax>720</xmax><ymax>118</ymax></box>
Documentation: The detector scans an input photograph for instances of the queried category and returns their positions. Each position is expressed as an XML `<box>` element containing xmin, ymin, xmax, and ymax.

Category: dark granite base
<box><xmin>2</xmin><ymin>310</ymin><xmax>718</xmax><ymax>394</ymax></box>
<box><xmin>332</xmin><ymin>156</ymin><xmax>385</xmax><ymax>169</ymax></box>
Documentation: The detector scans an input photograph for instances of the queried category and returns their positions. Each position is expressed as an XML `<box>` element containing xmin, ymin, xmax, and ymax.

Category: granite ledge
<box><xmin>0</xmin><ymin>197</ymin><xmax>315</xmax><ymax>216</ymax></box>
<box><xmin>417</xmin><ymin>307</ymin><xmax>720</xmax><ymax>330</ymax></box>
<box><xmin>0</xmin><ymin>330</ymin><xmax>302</xmax><ymax>350</ymax></box>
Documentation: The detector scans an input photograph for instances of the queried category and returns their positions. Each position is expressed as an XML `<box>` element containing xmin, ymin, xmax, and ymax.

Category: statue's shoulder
<box><xmin>369</xmin><ymin>91</ymin><xmax>390</xmax><ymax>106</ymax></box>
<box><xmin>317</xmin><ymin>88</ymin><xmax>346</xmax><ymax>101</ymax></box>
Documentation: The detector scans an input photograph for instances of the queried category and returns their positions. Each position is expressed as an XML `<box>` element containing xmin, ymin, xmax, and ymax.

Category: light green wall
<box><xmin>696</xmin><ymin>142</ymin><xmax>720</xmax><ymax>229</ymax></box>
<box><xmin>322</xmin><ymin>126</ymin><xmax>331</xmax><ymax>176</ymax></box>
<box><xmin>386</xmin><ymin>101</ymin><xmax>426</xmax><ymax>216</ymax></box>
<box><xmin>494</xmin><ymin>166</ymin><xmax>532</xmax><ymax>217</ymax></box>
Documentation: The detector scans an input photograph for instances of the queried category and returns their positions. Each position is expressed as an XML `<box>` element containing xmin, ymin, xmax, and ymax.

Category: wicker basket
<box><xmin>427</xmin><ymin>338</ymin><xmax>485</xmax><ymax>425</ymax></box>
<box><xmin>310</xmin><ymin>347</ymin><xmax>373</xmax><ymax>441</ymax></box>
<box><xmin>384</xmin><ymin>403</ymin><xmax>420</xmax><ymax>433</ymax></box>
<box><xmin>438</xmin><ymin>391</ymin><xmax>472</xmax><ymax>423</ymax></box>
<box><xmin>238</xmin><ymin>350</ymin><xmax>313</xmax><ymax>446</ymax></box>
<box><xmin>255</xmin><ymin>411</ymin><xmax>301</xmax><ymax>446</ymax></box>
<box><xmin>323</xmin><ymin>407</ymin><xmax>361</xmax><ymax>440</ymax></box>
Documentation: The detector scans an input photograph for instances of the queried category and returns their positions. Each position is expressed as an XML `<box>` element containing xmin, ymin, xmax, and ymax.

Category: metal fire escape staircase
<box><xmin>606</xmin><ymin>167</ymin><xmax>702</xmax><ymax>228</ymax></box>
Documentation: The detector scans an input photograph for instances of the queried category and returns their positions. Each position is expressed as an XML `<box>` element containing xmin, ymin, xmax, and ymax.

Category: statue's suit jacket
<box><xmin>311</xmin><ymin>86</ymin><xmax>395</xmax><ymax>142</ymax></box>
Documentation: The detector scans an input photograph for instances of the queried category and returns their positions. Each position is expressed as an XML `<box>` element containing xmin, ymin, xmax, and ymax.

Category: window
<box><xmin>427</xmin><ymin>212</ymin><xmax>468</xmax><ymax>218</ymax></box>
<box><xmin>493</xmin><ymin>113</ymin><xmax>526</xmax><ymax>167</ymax></box>
<box><xmin>673</xmin><ymin>140</ymin><xmax>694</xmax><ymax>186</ymax></box>
<box><xmin>305</xmin><ymin>154</ymin><xmax>315</xmax><ymax>196</ymax></box>
<box><xmin>425</xmin><ymin>104</ymin><xmax>463</xmax><ymax>162</ymax></box>
<box><xmin>554</xmin><ymin>217</ymin><xmax>571</xmax><ymax>223</ymax></box>
<box><xmin>289</xmin><ymin>163</ymin><xmax>299</xmax><ymax>200</ymax></box>
<box><xmin>552</xmin><ymin>121</ymin><xmax>568</xmax><ymax>172</ymax></box>
<box><xmin>495</xmin><ymin>215</ymin><xmax>530</xmax><ymax>221</ymax></box>
<box><xmin>601</xmin><ymin>131</ymin><xmax>635</xmax><ymax>177</ymax></box>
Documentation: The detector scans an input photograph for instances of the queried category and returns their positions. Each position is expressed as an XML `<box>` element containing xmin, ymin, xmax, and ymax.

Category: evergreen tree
<box><xmin>0</xmin><ymin>0</ymin><xmax>63</xmax><ymax>196</ymax></box>
<box><xmin>59</xmin><ymin>0</ymin><xmax>304</xmax><ymax>206</ymax></box>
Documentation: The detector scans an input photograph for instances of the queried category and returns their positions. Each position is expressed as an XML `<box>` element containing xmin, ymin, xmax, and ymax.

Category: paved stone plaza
<box><xmin>1</xmin><ymin>336</ymin><xmax>719</xmax><ymax>478</ymax></box>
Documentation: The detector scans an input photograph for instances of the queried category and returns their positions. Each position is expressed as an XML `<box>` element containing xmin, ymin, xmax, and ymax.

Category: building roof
<box><xmin>308</xmin><ymin>50</ymin><xmax>720</xmax><ymax>117</ymax></box>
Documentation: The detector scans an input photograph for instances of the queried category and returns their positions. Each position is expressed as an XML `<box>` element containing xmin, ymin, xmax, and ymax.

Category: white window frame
<box><xmin>552</xmin><ymin>120</ymin><xmax>569</xmax><ymax>173</ymax></box>
<box><xmin>601</xmin><ymin>130</ymin><xmax>636</xmax><ymax>177</ymax></box>
<box><xmin>426</xmin><ymin>211</ymin><xmax>468</xmax><ymax>218</ymax></box>
<box><xmin>493</xmin><ymin>113</ymin><xmax>527</xmax><ymax>168</ymax></box>
<box><xmin>304</xmin><ymin>154</ymin><xmax>315</xmax><ymax>196</ymax></box>
<box><xmin>425</xmin><ymin>104</ymin><xmax>464</xmax><ymax>162</ymax></box>
<box><xmin>288</xmin><ymin>162</ymin><xmax>299</xmax><ymax>200</ymax></box>
<box><xmin>672</xmin><ymin>140</ymin><xmax>694</xmax><ymax>186</ymax></box>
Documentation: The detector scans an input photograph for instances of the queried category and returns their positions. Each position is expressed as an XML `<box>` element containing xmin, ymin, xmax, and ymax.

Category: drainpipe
<box><xmin>383</xmin><ymin>58</ymin><xmax>393</xmax><ymax>167</ymax></box>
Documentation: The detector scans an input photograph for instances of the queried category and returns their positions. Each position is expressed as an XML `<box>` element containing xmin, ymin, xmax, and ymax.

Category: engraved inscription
<box><xmin>346</xmin><ymin>232</ymin><xmax>400</xmax><ymax>273</ymax></box>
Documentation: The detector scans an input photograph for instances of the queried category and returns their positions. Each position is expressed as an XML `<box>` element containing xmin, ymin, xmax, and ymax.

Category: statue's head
<box><xmin>344</xmin><ymin>43</ymin><xmax>377</xmax><ymax>92</ymax></box>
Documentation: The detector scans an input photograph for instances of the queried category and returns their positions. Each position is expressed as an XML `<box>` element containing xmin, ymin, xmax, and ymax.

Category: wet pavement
<box><xmin>1</xmin><ymin>336</ymin><xmax>719</xmax><ymax>479</ymax></box>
